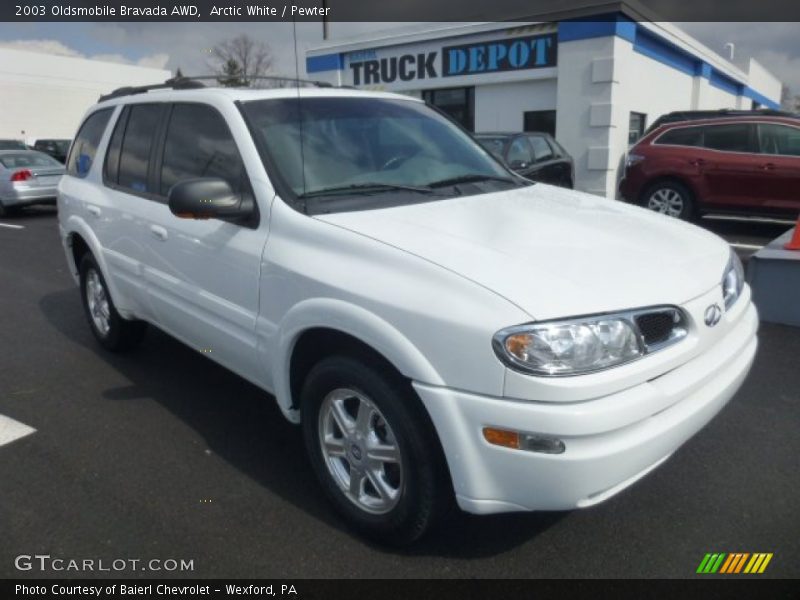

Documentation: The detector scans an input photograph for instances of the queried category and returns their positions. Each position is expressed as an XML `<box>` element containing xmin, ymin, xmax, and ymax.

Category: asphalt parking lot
<box><xmin>0</xmin><ymin>205</ymin><xmax>798</xmax><ymax>579</ymax></box>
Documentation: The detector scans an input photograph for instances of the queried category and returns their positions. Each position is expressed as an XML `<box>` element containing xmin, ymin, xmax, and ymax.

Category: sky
<box><xmin>0</xmin><ymin>21</ymin><xmax>797</xmax><ymax>97</ymax></box>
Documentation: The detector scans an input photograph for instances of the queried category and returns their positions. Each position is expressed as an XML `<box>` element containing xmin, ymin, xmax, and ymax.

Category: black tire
<box><xmin>0</xmin><ymin>202</ymin><xmax>6</xmax><ymax>218</ymax></box>
<box><xmin>301</xmin><ymin>354</ymin><xmax>451</xmax><ymax>545</ymax></box>
<box><xmin>640</xmin><ymin>180</ymin><xmax>695</xmax><ymax>220</ymax></box>
<box><xmin>79</xmin><ymin>254</ymin><xmax>147</xmax><ymax>352</ymax></box>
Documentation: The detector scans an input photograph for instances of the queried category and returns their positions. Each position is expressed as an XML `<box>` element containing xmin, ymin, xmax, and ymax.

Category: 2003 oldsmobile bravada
<box><xmin>58</xmin><ymin>80</ymin><xmax>757</xmax><ymax>544</ymax></box>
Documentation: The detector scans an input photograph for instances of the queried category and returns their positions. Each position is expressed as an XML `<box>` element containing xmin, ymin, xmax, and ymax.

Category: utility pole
<box><xmin>322</xmin><ymin>0</ymin><xmax>329</xmax><ymax>40</ymax></box>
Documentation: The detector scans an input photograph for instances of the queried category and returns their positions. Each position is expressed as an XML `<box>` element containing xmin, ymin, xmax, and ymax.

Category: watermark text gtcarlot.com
<box><xmin>14</xmin><ymin>554</ymin><xmax>194</xmax><ymax>573</ymax></box>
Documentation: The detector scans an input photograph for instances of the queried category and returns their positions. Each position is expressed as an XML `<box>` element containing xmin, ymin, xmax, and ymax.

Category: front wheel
<box><xmin>79</xmin><ymin>254</ymin><xmax>147</xmax><ymax>352</ymax></box>
<box><xmin>301</xmin><ymin>355</ymin><xmax>450</xmax><ymax>545</ymax></box>
<box><xmin>641</xmin><ymin>181</ymin><xmax>694</xmax><ymax>220</ymax></box>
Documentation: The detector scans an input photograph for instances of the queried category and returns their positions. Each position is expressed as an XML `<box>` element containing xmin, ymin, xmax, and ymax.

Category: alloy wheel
<box><xmin>85</xmin><ymin>268</ymin><xmax>111</xmax><ymax>337</ymax></box>
<box><xmin>318</xmin><ymin>387</ymin><xmax>403</xmax><ymax>514</ymax></box>
<box><xmin>647</xmin><ymin>187</ymin><xmax>684</xmax><ymax>217</ymax></box>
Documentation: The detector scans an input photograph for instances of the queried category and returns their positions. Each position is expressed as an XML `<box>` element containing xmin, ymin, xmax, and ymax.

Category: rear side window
<box><xmin>117</xmin><ymin>104</ymin><xmax>162</xmax><ymax>193</ymax></box>
<box><xmin>702</xmin><ymin>123</ymin><xmax>754</xmax><ymax>153</ymax></box>
<box><xmin>66</xmin><ymin>109</ymin><xmax>112</xmax><ymax>178</ymax></box>
<box><xmin>159</xmin><ymin>104</ymin><xmax>247</xmax><ymax>196</ymax></box>
<box><xmin>528</xmin><ymin>135</ymin><xmax>554</xmax><ymax>162</ymax></box>
<box><xmin>655</xmin><ymin>126</ymin><xmax>703</xmax><ymax>147</ymax></box>
<box><xmin>758</xmin><ymin>123</ymin><xmax>800</xmax><ymax>157</ymax></box>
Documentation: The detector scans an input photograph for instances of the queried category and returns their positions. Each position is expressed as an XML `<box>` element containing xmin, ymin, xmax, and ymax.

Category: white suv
<box><xmin>58</xmin><ymin>80</ymin><xmax>758</xmax><ymax>544</ymax></box>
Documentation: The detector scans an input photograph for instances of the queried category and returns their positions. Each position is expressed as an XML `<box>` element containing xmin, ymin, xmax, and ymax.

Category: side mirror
<box><xmin>168</xmin><ymin>177</ymin><xmax>254</xmax><ymax>222</ymax></box>
<box><xmin>508</xmin><ymin>160</ymin><xmax>528</xmax><ymax>170</ymax></box>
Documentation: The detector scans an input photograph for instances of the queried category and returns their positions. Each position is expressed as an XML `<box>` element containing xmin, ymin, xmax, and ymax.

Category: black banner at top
<box><xmin>2</xmin><ymin>0</ymin><xmax>800</xmax><ymax>21</ymax></box>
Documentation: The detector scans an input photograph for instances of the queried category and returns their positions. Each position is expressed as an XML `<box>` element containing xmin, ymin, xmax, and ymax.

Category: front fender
<box><xmin>272</xmin><ymin>298</ymin><xmax>445</xmax><ymax>423</ymax></box>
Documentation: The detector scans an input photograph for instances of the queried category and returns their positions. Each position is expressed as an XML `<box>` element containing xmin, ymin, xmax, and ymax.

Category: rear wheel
<box><xmin>641</xmin><ymin>180</ymin><xmax>694</xmax><ymax>220</ymax></box>
<box><xmin>301</xmin><ymin>354</ymin><xmax>450</xmax><ymax>545</ymax></box>
<box><xmin>79</xmin><ymin>254</ymin><xmax>147</xmax><ymax>352</ymax></box>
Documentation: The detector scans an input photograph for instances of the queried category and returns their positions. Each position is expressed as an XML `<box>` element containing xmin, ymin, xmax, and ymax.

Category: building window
<box><xmin>523</xmin><ymin>110</ymin><xmax>556</xmax><ymax>137</ymax></box>
<box><xmin>422</xmin><ymin>87</ymin><xmax>475</xmax><ymax>131</ymax></box>
<box><xmin>629</xmin><ymin>112</ymin><xmax>647</xmax><ymax>145</ymax></box>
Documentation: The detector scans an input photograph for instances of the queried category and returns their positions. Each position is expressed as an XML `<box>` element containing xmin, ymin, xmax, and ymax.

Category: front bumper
<box><xmin>415</xmin><ymin>299</ymin><xmax>758</xmax><ymax>515</ymax></box>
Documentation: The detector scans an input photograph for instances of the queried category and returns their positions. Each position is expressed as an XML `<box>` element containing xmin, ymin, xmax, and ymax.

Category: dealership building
<box><xmin>0</xmin><ymin>47</ymin><xmax>170</xmax><ymax>146</ymax></box>
<box><xmin>306</xmin><ymin>13</ymin><xmax>782</xmax><ymax>198</ymax></box>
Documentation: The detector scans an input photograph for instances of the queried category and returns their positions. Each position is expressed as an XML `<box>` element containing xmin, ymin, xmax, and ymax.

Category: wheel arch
<box><xmin>62</xmin><ymin>216</ymin><xmax>129</xmax><ymax>314</ymax></box>
<box><xmin>639</xmin><ymin>175</ymin><xmax>701</xmax><ymax>217</ymax></box>
<box><xmin>272</xmin><ymin>298</ymin><xmax>445</xmax><ymax>424</ymax></box>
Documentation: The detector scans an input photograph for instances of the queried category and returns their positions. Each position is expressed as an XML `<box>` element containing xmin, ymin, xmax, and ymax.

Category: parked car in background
<box><xmin>474</xmin><ymin>132</ymin><xmax>574</xmax><ymax>188</ymax></box>
<box><xmin>0</xmin><ymin>140</ymin><xmax>29</xmax><ymax>151</ymax></box>
<box><xmin>620</xmin><ymin>116</ymin><xmax>800</xmax><ymax>220</ymax></box>
<box><xmin>33</xmin><ymin>139</ymin><xmax>71</xmax><ymax>163</ymax></box>
<box><xmin>0</xmin><ymin>150</ymin><xmax>65</xmax><ymax>216</ymax></box>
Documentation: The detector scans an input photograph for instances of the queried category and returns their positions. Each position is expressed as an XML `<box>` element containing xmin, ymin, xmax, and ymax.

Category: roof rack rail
<box><xmin>98</xmin><ymin>74</ymin><xmax>334</xmax><ymax>102</ymax></box>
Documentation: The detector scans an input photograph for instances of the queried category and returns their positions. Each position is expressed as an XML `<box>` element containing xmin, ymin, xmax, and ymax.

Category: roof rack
<box><xmin>98</xmin><ymin>75</ymin><xmax>334</xmax><ymax>102</ymax></box>
<box><xmin>645</xmin><ymin>107</ymin><xmax>799</xmax><ymax>134</ymax></box>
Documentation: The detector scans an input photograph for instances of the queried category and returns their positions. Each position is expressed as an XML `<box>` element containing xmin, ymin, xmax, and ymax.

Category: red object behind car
<box><xmin>620</xmin><ymin>116</ymin><xmax>800</xmax><ymax>220</ymax></box>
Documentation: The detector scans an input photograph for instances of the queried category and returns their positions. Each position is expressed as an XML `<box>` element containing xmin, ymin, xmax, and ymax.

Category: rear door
<box><xmin>136</xmin><ymin>101</ymin><xmax>270</xmax><ymax>384</ymax></box>
<box><xmin>755</xmin><ymin>122</ymin><xmax>800</xmax><ymax>215</ymax></box>
<box><xmin>700</xmin><ymin>122</ymin><xmax>763</xmax><ymax>212</ymax></box>
<box><xmin>99</xmin><ymin>102</ymin><xmax>167</xmax><ymax>319</ymax></box>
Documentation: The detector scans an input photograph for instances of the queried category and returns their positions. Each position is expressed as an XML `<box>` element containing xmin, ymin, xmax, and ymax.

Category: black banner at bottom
<box><xmin>3</xmin><ymin>579</ymin><xmax>798</xmax><ymax>600</ymax></box>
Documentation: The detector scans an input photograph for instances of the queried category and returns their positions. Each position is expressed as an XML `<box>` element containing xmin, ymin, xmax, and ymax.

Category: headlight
<box><xmin>493</xmin><ymin>307</ymin><xmax>687</xmax><ymax>376</ymax></box>
<box><xmin>625</xmin><ymin>153</ymin><xmax>645</xmax><ymax>168</ymax></box>
<box><xmin>722</xmin><ymin>249</ymin><xmax>745</xmax><ymax>310</ymax></box>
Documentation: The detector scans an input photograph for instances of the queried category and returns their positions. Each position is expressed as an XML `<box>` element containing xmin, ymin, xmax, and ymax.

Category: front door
<box><xmin>135</xmin><ymin>102</ymin><xmax>270</xmax><ymax>384</ymax></box>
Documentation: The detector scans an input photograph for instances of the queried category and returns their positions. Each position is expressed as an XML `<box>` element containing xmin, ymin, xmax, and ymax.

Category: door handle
<box><xmin>149</xmin><ymin>225</ymin><xmax>168</xmax><ymax>241</ymax></box>
<box><xmin>86</xmin><ymin>205</ymin><xmax>101</xmax><ymax>217</ymax></box>
<box><xmin>688</xmin><ymin>158</ymin><xmax>706</xmax><ymax>167</ymax></box>
<box><xmin>761</xmin><ymin>163</ymin><xmax>776</xmax><ymax>171</ymax></box>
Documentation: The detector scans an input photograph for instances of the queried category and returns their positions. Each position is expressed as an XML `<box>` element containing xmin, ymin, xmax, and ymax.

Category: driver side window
<box><xmin>159</xmin><ymin>103</ymin><xmax>248</xmax><ymax>197</ymax></box>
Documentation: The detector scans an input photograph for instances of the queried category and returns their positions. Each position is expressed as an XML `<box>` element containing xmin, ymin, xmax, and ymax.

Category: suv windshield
<box><xmin>241</xmin><ymin>96</ymin><xmax>523</xmax><ymax>211</ymax></box>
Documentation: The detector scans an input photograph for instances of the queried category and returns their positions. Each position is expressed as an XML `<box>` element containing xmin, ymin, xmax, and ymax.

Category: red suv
<box><xmin>620</xmin><ymin>116</ymin><xmax>800</xmax><ymax>220</ymax></box>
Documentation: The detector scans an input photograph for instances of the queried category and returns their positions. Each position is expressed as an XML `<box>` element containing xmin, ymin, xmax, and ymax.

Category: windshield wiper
<box><xmin>427</xmin><ymin>174</ymin><xmax>519</xmax><ymax>188</ymax></box>
<box><xmin>298</xmin><ymin>182</ymin><xmax>434</xmax><ymax>198</ymax></box>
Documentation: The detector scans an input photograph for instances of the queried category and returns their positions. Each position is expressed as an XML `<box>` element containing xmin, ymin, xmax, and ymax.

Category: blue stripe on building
<box><xmin>306</xmin><ymin>53</ymin><xmax>343</xmax><ymax>74</ymax></box>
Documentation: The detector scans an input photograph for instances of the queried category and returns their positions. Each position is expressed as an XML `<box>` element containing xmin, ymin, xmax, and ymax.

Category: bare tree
<box><xmin>209</xmin><ymin>34</ymin><xmax>290</xmax><ymax>88</ymax></box>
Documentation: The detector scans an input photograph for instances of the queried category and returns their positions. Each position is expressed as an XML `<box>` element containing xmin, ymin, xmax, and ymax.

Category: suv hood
<box><xmin>315</xmin><ymin>184</ymin><xmax>730</xmax><ymax>320</ymax></box>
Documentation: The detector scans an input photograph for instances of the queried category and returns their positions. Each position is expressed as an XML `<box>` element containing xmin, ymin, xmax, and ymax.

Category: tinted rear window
<box><xmin>0</xmin><ymin>153</ymin><xmax>61</xmax><ymax>168</ymax></box>
<box><xmin>117</xmin><ymin>104</ymin><xmax>162</xmax><ymax>193</ymax></box>
<box><xmin>703</xmin><ymin>123</ymin><xmax>754</xmax><ymax>152</ymax></box>
<box><xmin>655</xmin><ymin>126</ymin><xmax>704</xmax><ymax>147</ymax></box>
<box><xmin>66</xmin><ymin>109</ymin><xmax>112</xmax><ymax>177</ymax></box>
<box><xmin>0</xmin><ymin>140</ymin><xmax>28</xmax><ymax>150</ymax></box>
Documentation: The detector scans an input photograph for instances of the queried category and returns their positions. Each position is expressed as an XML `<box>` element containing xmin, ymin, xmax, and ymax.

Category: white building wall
<box><xmin>747</xmin><ymin>58</ymin><xmax>782</xmax><ymax>102</ymax></box>
<box><xmin>474</xmin><ymin>79</ymin><xmax>556</xmax><ymax>132</ymax></box>
<box><xmin>622</xmin><ymin>49</ymin><xmax>695</xmax><ymax>124</ymax></box>
<box><xmin>555</xmin><ymin>35</ymin><xmax>624</xmax><ymax>197</ymax></box>
<box><xmin>695</xmin><ymin>83</ymin><xmax>740</xmax><ymax>110</ymax></box>
<box><xmin>0</xmin><ymin>48</ymin><xmax>170</xmax><ymax>144</ymax></box>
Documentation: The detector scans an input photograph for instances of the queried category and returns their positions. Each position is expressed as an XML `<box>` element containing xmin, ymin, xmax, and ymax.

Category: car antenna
<box><xmin>292</xmin><ymin>17</ymin><xmax>308</xmax><ymax>201</ymax></box>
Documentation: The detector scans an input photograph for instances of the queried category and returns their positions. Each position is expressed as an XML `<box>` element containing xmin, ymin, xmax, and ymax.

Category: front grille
<box><xmin>635</xmin><ymin>310</ymin><xmax>680</xmax><ymax>347</ymax></box>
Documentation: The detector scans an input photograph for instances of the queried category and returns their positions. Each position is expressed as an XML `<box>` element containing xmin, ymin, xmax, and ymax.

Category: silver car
<box><xmin>0</xmin><ymin>150</ymin><xmax>65</xmax><ymax>216</ymax></box>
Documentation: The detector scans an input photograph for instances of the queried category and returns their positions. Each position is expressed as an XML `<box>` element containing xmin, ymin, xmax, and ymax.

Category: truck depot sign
<box><xmin>348</xmin><ymin>33</ymin><xmax>557</xmax><ymax>85</ymax></box>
